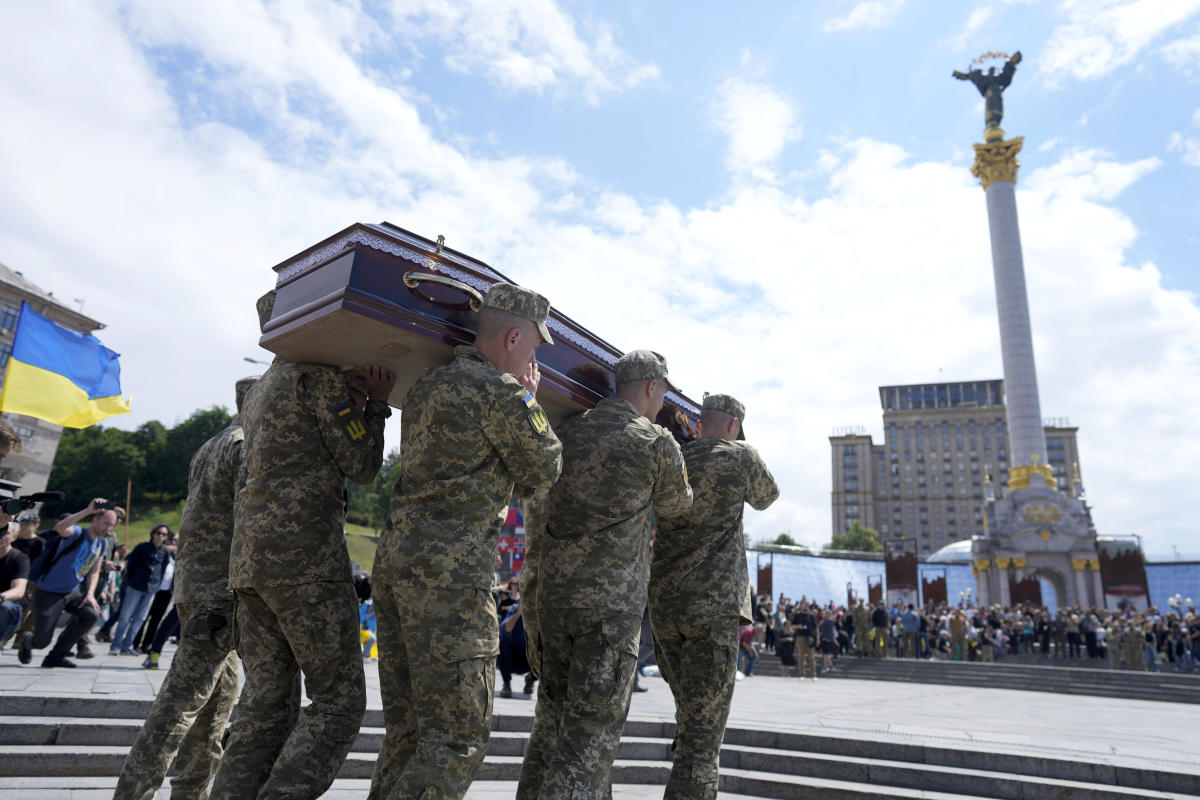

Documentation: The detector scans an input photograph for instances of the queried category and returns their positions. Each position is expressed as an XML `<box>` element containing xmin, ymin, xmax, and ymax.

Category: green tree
<box><xmin>45</xmin><ymin>426</ymin><xmax>145</xmax><ymax>516</ymax></box>
<box><xmin>153</xmin><ymin>407</ymin><xmax>233</xmax><ymax>502</ymax></box>
<box><xmin>772</xmin><ymin>532</ymin><xmax>798</xmax><ymax>547</ymax></box>
<box><xmin>829</xmin><ymin>521</ymin><xmax>884</xmax><ymax>553</ymax></box>
<box><xmin>346</xmin><ymin>447</ymin><xmax>401</xmax><ymax>530</ymax></box>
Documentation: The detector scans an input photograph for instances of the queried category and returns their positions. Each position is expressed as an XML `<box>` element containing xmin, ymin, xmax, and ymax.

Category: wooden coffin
<box><xmin>259</xmin><ymin>222</ymin><xmax>700</xmax><ymax>441</ymax></box>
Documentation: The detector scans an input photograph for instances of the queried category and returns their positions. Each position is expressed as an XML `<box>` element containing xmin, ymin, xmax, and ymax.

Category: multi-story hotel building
<box><xmin>830</xmin><ymin>380</ymin><xmax>1081</xmax><ymax>556</ymax></box>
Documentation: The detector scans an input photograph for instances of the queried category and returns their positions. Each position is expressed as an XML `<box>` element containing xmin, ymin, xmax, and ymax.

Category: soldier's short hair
<box><xmin>0</xmin><ymin>419</ymin><xmax>22</xmax><ymax>454</ymax></box>
<box><xmin>480</xmin><ymin>283</ymin><xmax>553</xmax><ymax>344</ymax></box>
<box><xmin>476</xmin><ymin>306</ymin><xmax>539</xmax><ymax>342</ymax></box>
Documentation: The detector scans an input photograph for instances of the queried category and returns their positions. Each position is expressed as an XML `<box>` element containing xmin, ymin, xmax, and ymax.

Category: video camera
<box><xmin>0</xmin><ymin>477</ymin><xmax>64</xmax><ymax>517</ymax></box>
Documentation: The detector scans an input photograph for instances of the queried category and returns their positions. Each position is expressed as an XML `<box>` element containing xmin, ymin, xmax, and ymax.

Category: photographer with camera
<box><xmin>16</xmin><ymin>497</ymin><xmax>113</xmax><ymax>668</ymax></box>
<box><xmin>0</xmin><ymin>521</ymin><xmax>29</xmax><ymax>647</ymax></box>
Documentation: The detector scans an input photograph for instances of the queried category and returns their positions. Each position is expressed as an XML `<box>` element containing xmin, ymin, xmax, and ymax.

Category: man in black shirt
<box><xmin>1</xmin><ymin>513</ymin><xmax>43</xmax><ymax>648</ymax></box>
<box><xmin>10</xmin><ymin>512</ymin><xmax>44</xmax><ymax>561</ymax></box>
<box><xmin>870</xmin><ymin>601</ymin><xmax>890</xmax><ymax>658</ymax></box>
<box><xmin>1</xmin><ymin>522</ymin><xmax>30</xmax><ymax>645</ymax></box>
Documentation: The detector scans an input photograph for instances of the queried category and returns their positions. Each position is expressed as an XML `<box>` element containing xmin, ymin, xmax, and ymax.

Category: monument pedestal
<box><xmin>976</xmin><ymin>484</ymin><xmax>1099</xmax><ymax>608</ymax></box>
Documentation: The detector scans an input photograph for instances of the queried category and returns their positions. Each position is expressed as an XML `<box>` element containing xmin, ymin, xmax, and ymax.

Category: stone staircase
<box><xmin>824</xmin><ymin>657</ymin><xmax>1200</xmax><ymax>704</ymax></box>
<box><xmin>4</xmin><ymin>693</ymin><xmax>1200</xmax><ymax>799</ymax></box>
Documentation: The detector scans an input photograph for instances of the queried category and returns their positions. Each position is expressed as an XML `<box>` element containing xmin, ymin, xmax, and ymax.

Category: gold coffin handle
<box><xmin>402</xmin><ymin>271</ymin><xmax>483</xmax><ymax>312</ymax></box>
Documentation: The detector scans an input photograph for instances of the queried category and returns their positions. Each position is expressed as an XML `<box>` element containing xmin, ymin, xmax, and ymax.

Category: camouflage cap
<box><xmin>614</xmin><ymin>349</ymin><xmax>675</xmax><ymax>390</ymax></box>
<box><xmin>256</xmin><ymin>289</ymin><xmax>277</xmax><ymax>333</ymax></box>
<box><xmin>235</xmin><ymin>375</ymin><xmax>260</xmax><ymax>415</ymax></box>
<box><xmin>702</xmin><ymin>392</ymin><xmax>746</xmax><ymax>440</ymax></box>
<box><xmin>482</xmin><ymin>283</ymin><xmax>553</xmax><ymax>344</ymax></box>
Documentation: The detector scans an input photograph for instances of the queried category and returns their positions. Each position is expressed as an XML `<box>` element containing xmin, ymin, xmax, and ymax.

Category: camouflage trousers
<box><xmin>521</xmin><ymin>591</ymin><xmax>541</xmax><ymax>679</ymax></box>
<box><xmin>646</xmin><ymin>609</ymin><xmax>739</xmax><ymax>800</ymax></box>
<box><xmin>367</xmin><ymin>582</ymin><xmax>497</xmax><ymax>800</ymax></box>
<box><xmin>113</xmin><ymin>603</ymin><xmax>238</xmax><ymax>800</ymax></box>
<box><xmin>210</xmin><ymin>582</ymin><xmax>365</xmax><ymax>800</ymax></box>
<box><xmin>517</xmin><ymin>609</ymin><xmax>641</xmax><ymax>800</ymax></box>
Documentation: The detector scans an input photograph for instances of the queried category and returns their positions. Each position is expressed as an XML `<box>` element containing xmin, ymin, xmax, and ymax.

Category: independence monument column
<box><xmin>955</xmin><ymin>51</ymin><xmax>1050</xmax><ymax>486</ymax></box>
<box><xmin>955</xmin><ymin>52</ymin><xmax>1103</xmax><ymax>610</ymax></box>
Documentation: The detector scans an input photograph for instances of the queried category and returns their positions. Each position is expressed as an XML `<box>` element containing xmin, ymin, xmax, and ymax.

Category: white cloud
<box><xmin>1161</xmin><ymin>31</ymin><xmax>1200</xmax><ymax>73</ymax></box>
<box><xmin>710</xmin><ymin>77</ymin><xmax>801</xmax><ymax>180</ymax></box>
<box><xmin>0</xmin><ymin>2</ymin><xmax>1197</xmax><ymax>558</ymax></box>
<box><xmin>1167</xmin><ymin>119</ymin><xmax>1200</xmax><ymax>167</ymax></box>
<box><xmin>385</xmin><ymin>0</ymin><xmax>658</xmax><ymax>103</ymax></box>
<box><xmin>823</xmin><ymin>0</ymin><xmax>907</xmax><ymax>32</ymax></box>
<box><xmin>1040</xmin><ymin>0</ymin><xmax>1200</xmax><ymax>84</ymax></box>
<box><xmin>1023</xmin><ymin>148</ymin><xmax>1161</xmax><ymax>201</ymax></box>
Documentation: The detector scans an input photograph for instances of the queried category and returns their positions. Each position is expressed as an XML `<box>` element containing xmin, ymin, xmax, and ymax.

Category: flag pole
<box><xmin>124</xmin><ymin>477</ymin><xmax>132</xmax><ymax>547</ymax></box>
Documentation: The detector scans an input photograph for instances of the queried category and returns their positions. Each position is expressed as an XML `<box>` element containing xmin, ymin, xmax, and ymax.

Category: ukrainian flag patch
<box><xmin>332</xmin><ymin>401</ymin><xmax>367</xmax><ymax>440</ymax></box>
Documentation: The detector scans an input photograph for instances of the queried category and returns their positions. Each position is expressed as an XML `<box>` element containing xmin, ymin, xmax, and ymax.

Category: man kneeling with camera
<box><xmin>17</xmin><ymin>497</ymin><xmax>114</xmax><ymax>668</ymax></box>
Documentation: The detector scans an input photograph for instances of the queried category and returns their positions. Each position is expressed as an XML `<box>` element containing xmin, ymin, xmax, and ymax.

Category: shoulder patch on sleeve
<box><xmin>332</xmin><ymin>400</ymin><xmax>367</xmax><ymax>441</ymax></box>
<box><xmin>528</xmin><ymin>404</ymin><xmax>550</xmax><ymax>436</ymax></box>
<box><xmin>680</xmin><ymin>453</ymin><xmax>689</xmax><ymax>486</ymax></box>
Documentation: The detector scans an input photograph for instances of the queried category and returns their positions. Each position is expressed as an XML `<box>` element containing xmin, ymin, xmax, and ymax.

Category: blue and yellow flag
<box><xmin>0</xmin><ymin>302</ymin><xmax>131</xmax><ymax>427</ymax></box>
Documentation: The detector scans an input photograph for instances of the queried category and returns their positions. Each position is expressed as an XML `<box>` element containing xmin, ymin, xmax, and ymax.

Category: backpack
<box><xmin>28</xmin><ymin>530</ymin><xmax>86</xmax><ymax>583</ymax></box>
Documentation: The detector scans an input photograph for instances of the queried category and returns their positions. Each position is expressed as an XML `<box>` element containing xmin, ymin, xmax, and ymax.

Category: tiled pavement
<box><xmin>3</xmin><ymin>645</ymin><xmax>1199</xmax><ymax>798</ymax></box>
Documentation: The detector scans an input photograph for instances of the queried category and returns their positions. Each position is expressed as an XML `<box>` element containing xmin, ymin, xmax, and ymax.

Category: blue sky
<box><xmin>1</xmin><ymin>0</ymin><xmax>1198</xmax><ymax>557</ymax></box>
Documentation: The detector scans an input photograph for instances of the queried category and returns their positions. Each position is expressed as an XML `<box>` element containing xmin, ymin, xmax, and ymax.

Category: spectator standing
<box><xmin>852</xmin><ymin>600</ymin><xmax>871</xmax><ymax>657</ymax></box>
<box><xmin>1</xmin><ymin>522</ymin><xmax>29</xmax><ymax>646</ymax></box>
<box><xmin>792</xmin><ymin>601</ymin><xmax>818</xmax><ymax>680</ymax></box>
<box><xmin>211</xmin><ymin>290</ymin><xmax>393</xmax><ymax>800</ymax></box>
<box><xmin>17</xmin><ymin>499</ymin><xmax>112</xmax><ymax>668</ymax></box>
<box><xmin>3</xmin><ymin>511</ymin><xmax>42</xmax><ymax>648</ymax></box>
<box><xmin>518</xmin><ymin>349</ymin><xmax>691</xmax><ymax>799</ymax></box>
<box><xmin>134</xmin><ymin>529</ymin><xmax>176</xmax><ymax>652</ymax></box>
<box><xmin>108</xmin><ymin>525</ymin><xmax>170</xmax><ymax>655</ymax></box>
<box><xmin>949</xmin><ymin>609</ymin><xmax>968</xmax><ymax>661</ymax></box>
<box><xmin>900</xmin><ymin>604</ymin><xmax>920</xmax><ymax>658</ymax></box>
<box><xmin>818</xmin><ymin>611</ymin><xmax>838</xmax><ymax>674</ymax></box>
<box><xmin>369</xmin><ymin>284</ymin><xmax>561</xmax><ymax>800</ymax></box>
<box><xmin>737</xmin><ymin>623</ymin><xmax>757</xmax><ymax>676</ymax></box>
<box><xmin>777</xmin><ymin>621</ymin><xmax>797</xmax><ymax>676</ymax></box>
<box><xmin>648</xmin><ymin>392</ymin><xmax>778</xmax><ymax>798</ymax></box>
<box><xmin>871</xmin><ymin>601</ymin><xmax>889</xmax><ymax>658</ymax></box>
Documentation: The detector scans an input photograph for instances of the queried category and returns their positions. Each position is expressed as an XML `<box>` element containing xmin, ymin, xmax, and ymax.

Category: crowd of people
<box><xmin>737</xmin><ymin>594</ymin><xmax>1200</xmax><ymax>674</ymax></box>
<box><xmin>0</xmin><ymin>495</ymin><xmax>182</xmax><ymax>670</ymax></box>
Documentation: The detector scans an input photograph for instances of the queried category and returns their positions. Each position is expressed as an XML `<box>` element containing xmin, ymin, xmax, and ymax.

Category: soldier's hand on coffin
<box><xmin>350</xmin><ymin>365</ymin><xmax>397</xmax><ymax>404</ymax></box>
<box><xmin>519</xmin><ymin>361</ymin><xmax>540</xmax><ymax>396</ymax></box>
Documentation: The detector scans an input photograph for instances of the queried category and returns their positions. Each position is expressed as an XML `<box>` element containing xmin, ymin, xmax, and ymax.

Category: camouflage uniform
<box><xmin>115</xmin><ymin>382</ymin><xmax>253</xmax><ymax>800</ymax></box>
<box><xmin>211</xmin><ymin>358</ymin><xmax>389</xmax><ymax>800</ymax></box>
<box><xmin>518</xmin><ymin>350</ymin><xmax>693</xmax><ymax>800</ymax></box>
<box><xmin>852</xmin><ymin>603</ymin><xmax>872</xmax><ymax>657</ymax></box>
<box><xmin>369</xmin><ymin>283</ymin><xmax>562</xmax><ymax>800</ymax></box>
<box><xmin>516</xmin><ymin>487</ymin><xmax>550</xmax><ymax>678</ymax></box>
<box><xmin>649</xmin><ymin>394</ymin><xmax>778</xmax><ymax>800</ymax></box>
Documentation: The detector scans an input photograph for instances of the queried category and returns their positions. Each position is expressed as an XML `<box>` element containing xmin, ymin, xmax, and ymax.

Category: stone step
<box><xmin>0</xmin><ymin>774</ymin><xmax>979</xmax><ymax>800</ymax></box>
<box><xmin>6</xmin><ymin>708</ymin><xmax>1200</xmax><ymax>796</ymax></box>
<box><xmin>720</xmin><ymin>744</ymin><xmax>1196</xmax><ymax>800</ymax></box>
<box><xmin>5</xmin><ymin>737</ymin><xmax>1198</xmax><ymax>800</ymax></box>
<box><xmin>821</xmin><ymin>660</ymin><xmax>1200</xmax><ymax>703</ymax></box>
